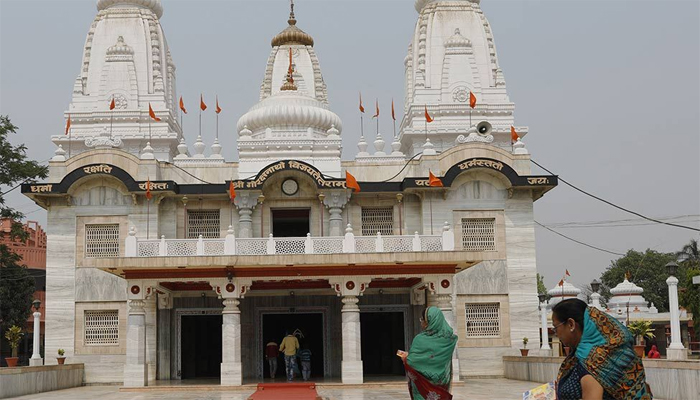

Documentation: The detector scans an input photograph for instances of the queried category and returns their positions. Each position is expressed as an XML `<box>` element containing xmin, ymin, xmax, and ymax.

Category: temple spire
<box><xmin>289</xmin><ymin>0</ymin><xmax>296</xmax><ymax>24</ymax></box>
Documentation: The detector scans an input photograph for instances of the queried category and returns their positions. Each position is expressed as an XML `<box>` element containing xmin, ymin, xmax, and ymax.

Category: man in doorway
<box><xmin>265</xmin><ymin>340</ymin><xmax>279</xmax><ymax>379</ymax></box>
<box><xmin>298</xmin><ymin>342</ymin><xmax>312</xmax><ymax>382</ymax></box>
<box><xmin>279</xmin><ymin>330</ymin><xmax>299</xmax><ymax>381</ymax></box>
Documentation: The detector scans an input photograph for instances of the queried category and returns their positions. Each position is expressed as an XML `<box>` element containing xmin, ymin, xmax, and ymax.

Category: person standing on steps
<box><xmin>265</xmin><ymin>340</ymin><xmax>279</xmax><ymax>379</ymax></box>
<box><xmin>279</xmin><ymin>330</ymin><xmax>300</xmax><ymax>381</ymax></box>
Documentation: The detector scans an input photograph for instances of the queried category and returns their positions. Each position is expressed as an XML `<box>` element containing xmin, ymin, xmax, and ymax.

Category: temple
<box><xmin>22</xmin><ymin>0</ymin><xmax>556</xmax><ymax>386</ymax></box>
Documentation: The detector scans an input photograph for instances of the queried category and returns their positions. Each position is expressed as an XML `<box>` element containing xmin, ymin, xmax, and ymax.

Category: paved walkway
<box><xmin>9</xmin><ymin>379</ymin><xmax>541</xmax><ymax>399</ymax></box>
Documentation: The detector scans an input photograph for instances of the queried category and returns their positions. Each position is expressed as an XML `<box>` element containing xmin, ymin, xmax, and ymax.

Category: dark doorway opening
<box><xmin>361</xmin><ymin>312</ymin><xmax>406</xmax><ymax>376</ymax></box>
<box><xmin>271</xmin><ymin>208</ymin><xmax>310</xmax><ymax>237</ymax></box>
<box><xmin>181</xmin><ymin>315</ymin><xmax>222</xmax><ymax>379</ymax></box>
<box><xmin>262</xmin><ymin>313</ymin><xmax>324</xmax><ymax>379</ymax></box>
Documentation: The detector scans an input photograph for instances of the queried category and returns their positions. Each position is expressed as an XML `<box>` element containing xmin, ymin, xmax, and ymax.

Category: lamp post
<box><xmin>29</xmin><ymin>299</ymin><xmax>43</xmax><ymax>366</ymax></box>
<box><xmin>538</xmin><ymin>293</ymin><xmax>551</xmax><ymax>355</ymax></box>
<box><xmin>589</xmin><ymin>279</ymin><xmax>603</xmax><ymax>310</ymax></box>
<box><xmin>258</xmin><ymin>194</ymin><xmax>265</xmax><ymax>237</ymax></box>
<box><xmin>396</xmin><ymin>193</ymin><xmax>403</xmax><ymax>235</ymax></box>
<box><xmin>665</xmin><ymin>262</ymin><xmax>687</xmax><ymax>360</ymax></box>
<box><xmin>318</xmin><ymin>193</ymin><xmax>326</xmax><ymax>236</ymax></box>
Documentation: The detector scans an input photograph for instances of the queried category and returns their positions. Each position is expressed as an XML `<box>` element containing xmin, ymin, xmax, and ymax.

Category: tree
<box><xmin>677</xmin><ymin>239</ymin><xmax>700</xmax><ymax>341</ymax></box>
<box><xmin>0</xmin><ymin>115</ymin><xmax>48</xmax><ymax>334</ymax></box>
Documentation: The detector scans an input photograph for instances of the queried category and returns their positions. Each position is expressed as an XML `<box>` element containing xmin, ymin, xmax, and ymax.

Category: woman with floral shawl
<box><xmin>552</xmin><ymin>299</ymin><xmax>652</xmax><ymax>400</ymax></box>
<box><xmin>399</xmin><ymin>306</ymin><xmax>457</xmax><ymax>400</ymax></box>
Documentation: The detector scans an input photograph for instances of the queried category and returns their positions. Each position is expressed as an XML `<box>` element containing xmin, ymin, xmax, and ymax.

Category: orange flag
<box><xmin>200</xmin><ymin>94</ymin><xmax>207</xmax><ymax>111</ymax></box>
<box><xmin>228</xmin><ymin>181</ymin><xmax>236</xmax><ymax>201</ymax></box>
<box><xmin>179</xmin><ymin>96</ymin><xmax>187</xmax><ymax>114</ymax></box>
<box><xmin>372</xmin><ymin>99</ymin><xmax>379</xmax><ymax>119</ymax></box>
<box><xmin>558</xmin><ymin>279</ymin><xmax>564</xmax><ymax>287</ymax></box>
<box><xmin>510</xmin><ymin>126</ymin><xmax>519</xmax><ymax>143</ymax></box>
<box><xmin>469</xmin><ymin>91</ymin><xmax>477</xmax><ymax>109</ymax></box>
<box><xmin>565</xmin><ymin>269</ymin><xmax>571</xmax><ymax>276</ymax></box>
<box><xmin>216</xmin><ymin>97</ymin><xmax>222</xmax><ymax>114</ymax></box>
<box><xmin>391</xmin><ymin>99</ymin><xmax>396</xmax><ymax>121</ymax></box>
<box><xmin>288</xmin><ymin>48</ymin><xmax>294</xmax><ymax>75</ymax></box>
<box><xmin>424</xmin><ymin>105</ymin><xmax>433</xmax><ymax>123</ymax></box>
<box><xmin>65</xmin><ymin>115</ymin><xmax>71</xmax><ymax>135</ymax></box>
<box><xmin>428</xmin><ymin>170</ymin><xmax>443</xmax><ymax>187</ymax></box>
<box><xmin>145</xmin><ymin>178</ymin><xmax>153</xmax><ymax>200</ymax></box>
<box><xmin>345</xmin><ymin>171</ymin><xmax>361</xmax><ymax>192</ymax></box>
<box><xmin>148</xmin><ymin>103</ymin><xmax>161</xmax><ymax>122</ymax></box>
<box><xmin>359</xmin><ymin>93</ymin><xmax>365</xmax><ymax>113</ymax></box>
<box><xmin>625</xmin><ymin>271</ymin><xmax>631</xmax><ymax>280</ymax></box>
<box><xmin>109</xmin><ymin>97</ymin><xmax>116</xmax><ymax>110</ymax></box>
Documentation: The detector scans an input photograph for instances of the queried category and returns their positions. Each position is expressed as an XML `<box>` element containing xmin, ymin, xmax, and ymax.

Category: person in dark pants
<box><xmin>298</xmin><ymin>342</ymin><xmax>312</xmax><ymax>381</ymax></box>
<box><xmin>265</xmin><ymin>340</ymin><xmax>279</xmax><ymax>379</ymax></box>
<box><xmin>279</xmin><ymin>330</ymin><xmax>299</xmax><ymax>381</ymax></box>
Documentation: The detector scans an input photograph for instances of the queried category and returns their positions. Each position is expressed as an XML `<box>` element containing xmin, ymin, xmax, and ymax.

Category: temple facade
<box><xmin>23</xmin><ymin>0</ymin><xmax>557</xmax><ymax>386</ymax></box>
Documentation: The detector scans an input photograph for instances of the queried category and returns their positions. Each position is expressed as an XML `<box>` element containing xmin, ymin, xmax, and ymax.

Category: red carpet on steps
<box><xmin>247</xmin><ymin>382</ymin><xmax>322</xmax><ymax>400</ymax></box>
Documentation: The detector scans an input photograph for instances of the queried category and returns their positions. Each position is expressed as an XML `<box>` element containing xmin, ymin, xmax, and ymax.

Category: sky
<box><xmin>0</xmin><ymin>0</ymin><xmax>698</xmax><ymax>290</ymax></box>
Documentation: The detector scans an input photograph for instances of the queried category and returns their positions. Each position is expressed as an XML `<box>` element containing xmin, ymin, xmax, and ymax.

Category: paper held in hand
<box><xmin>522</xmin><ymin>381</ymin><xmax>556</xmax><ymax>400</ymax></box>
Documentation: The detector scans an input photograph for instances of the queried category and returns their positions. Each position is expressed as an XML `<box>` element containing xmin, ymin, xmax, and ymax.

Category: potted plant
<box><xmin>520</xmin><ymin>337</ymin><xmax>529</xmax><ymax>356</ymax></box>
<box><xmin>57</xmin><ymin>349</ymin><xmax>66</xmax><ymax>365</ymax></box>
<box><xmin>628</xmin><ymin>320</ymin><xmax>655</xmax><ymax>358</ymax></box>
<box><xmin>4</xmin><ymin>326</ymin><xmax>23</xmax><ymax>367</ymax></box>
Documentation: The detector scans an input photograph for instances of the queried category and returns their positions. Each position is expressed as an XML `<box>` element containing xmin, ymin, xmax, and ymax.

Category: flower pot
<box><xmin>57</xmin><ymin>357</ymin><xmax>66</xmax><ymax>365</ymax></box>
<box><xmin>5</xmin><ymin>357</ymin><xmax>19</xmax><ymax>367</ymax></box>
<box><xmin>634</xmin><ymin>345</ymin><xmax>645</xmax><ymax>358</ymax></box>
<box><xmin>520</xmin><ymin>349</ymin><xmax>529</xmax><ymax>357</ymax></box>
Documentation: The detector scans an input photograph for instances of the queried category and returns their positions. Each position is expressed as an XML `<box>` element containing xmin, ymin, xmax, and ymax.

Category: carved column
<box><xmin>221</xmin><ymin>298</ymin><xmax>242</xmax><ymax>385</ymax></box>
<box><xmin>234</xmin><ymin>192</ymin><xmax>257</xmax><ymax>238</ymax></box>
<box><xmin>29</xmin><ymin>310</ymin><xmax>42</xmax><ymax>366</ymax></box>
<box><xmin>124</xmin><ymin>282</ymin><xmax>154</xmax><ymax>387</ymax></box>
<box><xmin>666</xmin><ymin>275</ymin><xmax>687</xmax><ymax>360</ymax></box>
<box><xmin>322</xmin><ymin>191</ymin><xmax>349</xmax><ymax>237</ymax></box>
<box><xmin>330</xmin><ymin>277</ymin><xmax>370</xmax><ymax>384</ymax></box>
<box><xmin>144</xmin><ymin>296</ymin><xmax>157</xmax><ymax>383</ymax></box>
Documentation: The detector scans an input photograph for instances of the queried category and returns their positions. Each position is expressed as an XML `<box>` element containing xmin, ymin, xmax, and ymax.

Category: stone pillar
<box><xmin>124</xmin><ymin>298</ymin><xmax>148</xmax><ymax>387</ymax></box>
<box><xmin>341</xmin><ymin>295</ymin><xmax>363</xmax><ymax>384</ymax></box>
<box><xmin>234</xmin><ymin>192</ymin><xmax>257</xmax><ymax>238</ymax></box>
<box><xmin>666</xmin><ymin>275</ymin><xmax>687</xmax><ymax>360</ymax></box>
<box><xmin>539</xmin><ymin>301</ymin><xmax>551</xmax><ymax>356</ymax></box>
<box><xmin>221</xmin><ymin>298</ymin><xmax>242</xmax><ymax>386</ymax></box>
<box><xmin>323</xmin><ymin>191</ymin><xmax>349</xmax><ymax>237</ymax></box>
<box><xmin>144</xmin><ymin>297</ymin><xmax>157</xmax><ymax>383</ymax></box>
<box><xmin>29</xmin><ymin>311</ymin><xmax>43</xmax><ymax>366</ymax></box>
<box><xmin>436</xmin><ymin>293</ymin><xmax>460</xmax><ymax>382</ymax></box>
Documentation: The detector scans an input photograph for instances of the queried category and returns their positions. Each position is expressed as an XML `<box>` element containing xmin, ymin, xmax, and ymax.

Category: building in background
<box><xmin>22</xmin><ymin>0</ymin><xmax>557</xmax><ymax>386</ymax></box>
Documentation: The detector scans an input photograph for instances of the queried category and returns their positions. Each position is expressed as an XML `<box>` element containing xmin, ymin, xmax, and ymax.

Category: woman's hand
<box><xmin>396</xmin><ymin>350</ymin><xmax>408</xmax><ymax>360</ymax></box>
<box><xmin>580</xmin><ymin>375</ymin><xmax>604</xmax><ymax>400</ymax></box>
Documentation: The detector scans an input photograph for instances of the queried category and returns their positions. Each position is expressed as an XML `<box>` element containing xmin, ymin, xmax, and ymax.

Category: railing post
<box><xmin>224</xmin><ymin>225</ymin><xmax>236</xmax><ymax>255</ymax></box>
<box><xmin>159</xmin><ymin>235</ymin><xmax>166</xmax><ymax>256</ymax></box>
<box><xmin>376</xmin><ymin>232</ymin><xmax>384</xmax><ymax>252</ymax></box>
<box><xmin>266</xmin><ymin>234</ymin><xmax>275</xmax><ymax>255</ymax></box>
<box><xmin>343</xmin><ymin>224</ymin><xmax>356</xmax><ymax>253</ymax></box>
<box><xmin>412</xmin><ymin>232</ymin><xmax>421</xmax><ymax>251</ymax></box>
<box><xmin>126</xmin><ymin>227</ymin><xmax>137</xmax><ymax>257</ymax></box>
<box><xmin>305</xmin><ymin>233</ymin><xmax>313</xmax><ymax>254</ymax></box>
<box><xmin>197</xmin><ymin>235</ymin><xmax>204</xmax><ymax>255</ymax></box>
<box><xmin>442</xmin><ymin>222</ymin><xmax>454</xmax><ymax>251</ymax></box>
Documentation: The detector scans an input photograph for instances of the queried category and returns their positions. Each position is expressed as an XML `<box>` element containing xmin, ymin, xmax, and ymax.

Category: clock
<box><xmin>281</xmin><ymin>179</ymin><xmax>299</xmax><ymax>196</ymax></box>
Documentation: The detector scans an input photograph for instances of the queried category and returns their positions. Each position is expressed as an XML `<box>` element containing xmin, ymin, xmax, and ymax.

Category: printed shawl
<box><xmin>557</xmin><ymin>307</ymin><xmax>652</xmax><ymax>399</ymax></box>
<box><xmin>405</xmin><ymin>307</ymin><xmax>458</xmax><ymax>400</ymax></box>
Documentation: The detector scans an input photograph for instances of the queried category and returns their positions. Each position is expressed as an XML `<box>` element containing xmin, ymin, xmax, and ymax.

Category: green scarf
<box><xmin>406</xmin><ymin>306</ymin><xmax>458</xmax><ymax>386</ymax></box>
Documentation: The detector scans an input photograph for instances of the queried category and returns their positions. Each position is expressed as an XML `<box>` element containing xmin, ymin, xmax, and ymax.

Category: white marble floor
<box><xmin>8</xmin><ymin>379</ymin><xmax>544</xmax><ymax>399</ymax></box>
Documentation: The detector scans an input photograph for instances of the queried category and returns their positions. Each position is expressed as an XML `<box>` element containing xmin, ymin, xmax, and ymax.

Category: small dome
<box><xmin>106</xmin><ymin>36</ymin><xmax>134</xmax><ymax>56</ymax></box>
<box><xmin>271</xmin><ymin>10</ymin><xmax>314</xmax><ymax>47</ymax></box>
<box><xmin>609</xmin><ymin>278</ymin><xmax>644</xmax><ymax>296</ymax></box>
<box><xmin>547</xmin><ymin>280</ymin><xmax>581</xmax><ymax>297</ymax></box>
<box><xmin>97</xmin><ymin>0</ymin><xmax>163</xmax><ymax>18</ymax></box>
<box><xmin>445</xmin><ymin>28</ymin><xmax>471</xmax><ymax>48</ymax></box>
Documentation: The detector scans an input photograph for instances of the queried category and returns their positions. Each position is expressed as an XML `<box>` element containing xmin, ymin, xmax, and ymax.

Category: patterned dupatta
<box><xmin>557</xmin><ymin>307</ymin><xmax>652</xmax><ymax>399</ymax></box>
<box><xmin>404</xmin><ymin>307</ymin><xmax>458</xmax><ymax>400</ymax></box>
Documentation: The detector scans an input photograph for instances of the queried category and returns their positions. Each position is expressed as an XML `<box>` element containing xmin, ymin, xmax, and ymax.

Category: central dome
<box><xmin>271</xmin><ymin>10</ymin><xmax>314</xmax><ymax>47</ymax></box>
<box><xmin>97</xmin><ymin>0</ymin><xmax>163</xmax><ymax>18</ymax></box>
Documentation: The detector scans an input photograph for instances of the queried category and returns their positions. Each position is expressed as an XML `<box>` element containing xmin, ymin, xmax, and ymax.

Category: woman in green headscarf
<box><xmin>398</xmin><ymin>306</ymin><xmax>458</xmax><ymax>400</ymax></box>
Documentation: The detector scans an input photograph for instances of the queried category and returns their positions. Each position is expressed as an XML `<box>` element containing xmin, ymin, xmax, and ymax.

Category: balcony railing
<box><xmin>125</xmin><ymin>223</ymin><xmax>455</xmax><ymax>257</ymax></box>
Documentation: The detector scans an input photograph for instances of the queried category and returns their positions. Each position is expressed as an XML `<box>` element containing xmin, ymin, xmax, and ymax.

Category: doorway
<box><xmin>272</xmin><ymin>208</ymin><xmax>310</xmax><ymax>237</ymax></box>
<box><xmin>181</xmin><ymin>315</ymin><xmax>222</xmax><ymax>379</ymax></box>
<box><xmin>262</xmin><ymin>313</ymin><xmax>324</xmax><ymax>379</ymax></box>
<box><xmin>361</xmin><ymin>312</ymin><xmax>406</xmax><ymax>376</ymax></box>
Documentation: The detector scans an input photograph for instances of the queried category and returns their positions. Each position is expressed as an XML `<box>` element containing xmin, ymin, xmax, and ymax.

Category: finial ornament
<box><xmin>280</xmin><ymin>47</ymin><xmax>298</xmax><ymax>91</ymax></box>
<box><xmin>290</xmin><ymin>0</ymin><xmax>295</xmax><ymax>22</ymax></box>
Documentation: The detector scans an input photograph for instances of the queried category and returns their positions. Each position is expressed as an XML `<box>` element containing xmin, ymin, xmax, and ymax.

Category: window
<box><xmin>461</xmin><ymin>218</ymin><xmax>496</xmax><ymax>251</ymax></box>
<box><xmin>85</xmin><ymin>224</ymin><xmax>120</xmax><ymax>257</ymax></box>
<box><xmin>187</xmin><ymin>210</ymin><xmax>220</xmax><ymax>238</ymax></box>
<box><xmin>361</xmin><ymin>207</ymin><xmax>394</xmax><ymax>236</ymax></box>
<box><xmin>84</xmin><ymin>310</ymin><xmax>119</xmax><ymax>345</ymax></box>
<box><xmin>465</xmin><ymin>303</ymin><xmax>500</xmax><ymax>337</ymax></box>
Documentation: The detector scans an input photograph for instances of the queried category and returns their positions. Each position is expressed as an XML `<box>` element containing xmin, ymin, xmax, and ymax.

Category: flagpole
<box><xmin>360</xmin><ymin>113</ymin><xmax>364</xmax><ymax>140</ymax></box>
<box><xmin>68</xmin><ymin>116</ymin><xmax>71</xmax><ymax>160</ymax></box>
<box><xmin>147</xmin><ymin>196</ymin><xmax>150</xmax><ymax>240</ymax></box>
<box><xmin>429</xmin><ymin>192</ymin><xmax>434</xmax><ymax>235</ymax></box>
<box><xmin>469</xmin><ymin>108</ymin><xmax>472</xmax><ymax>128</ymax></box>
<box><xmin>110</xmin><ymin>103</ymin><xmax>114</xmax><ymax>139</ymax></box>
<box><xmin>199</xmin><ymin>107</ymin><xmax>202</xmax><ymax>139</ymax></box>
<box><xmin>216</xmin><ymin>112</ymin><xmax>219</xmax><ymax>140</ymax></box>
<box><xmin>180</xmin><ymin>111</ymin><xmax>183</xmax><ymax>139</ymax></box>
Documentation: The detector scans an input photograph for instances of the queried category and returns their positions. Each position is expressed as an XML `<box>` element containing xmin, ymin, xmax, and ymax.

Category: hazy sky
<box><xmin>1</xmin><ymin>0</ymin><xmax>698</xmax><ymax>290</ymax></box>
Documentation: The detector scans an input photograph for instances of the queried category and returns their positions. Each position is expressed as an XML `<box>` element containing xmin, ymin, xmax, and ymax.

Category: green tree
<box><xmin>677</xmin><ymin>239</ymin><xmax>700</xmax><ymax>341</ymax></box>
<box><xmin>0</xmin><ymin>115</ymin><xmax>48</xmax><ymax>334</ymax></box>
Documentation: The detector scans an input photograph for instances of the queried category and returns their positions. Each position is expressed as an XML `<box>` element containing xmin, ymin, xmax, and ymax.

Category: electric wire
<box><xmin>534</xmin><ymin>220</ymin><xmax>626</xmax><ymax>256</ymax></box>
<box><xmin>531</xmin><ymin>159</ymin><xmax>700</xmax><ymax>232</ymax></box>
